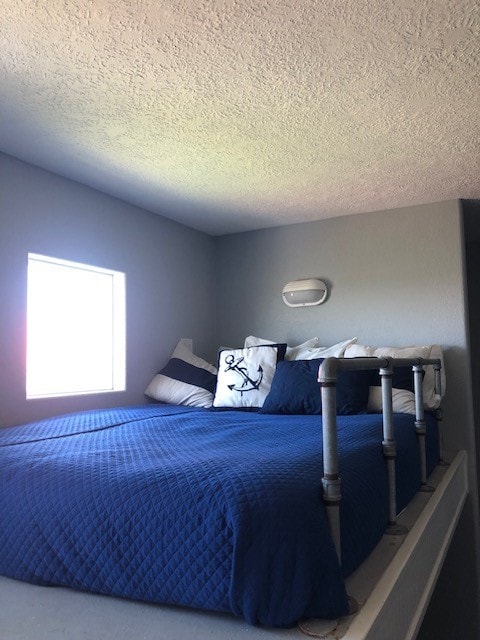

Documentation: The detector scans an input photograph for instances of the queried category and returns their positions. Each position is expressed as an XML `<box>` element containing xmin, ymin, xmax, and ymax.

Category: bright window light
<box><xmin>27</xmin><ymin>253</ymin><xmax>126</xmax><ymax>399</ymax></box>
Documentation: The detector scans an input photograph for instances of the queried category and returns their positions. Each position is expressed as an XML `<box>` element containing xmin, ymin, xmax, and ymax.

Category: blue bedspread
<box><xmin>0</xmin><ymin>406</ymin><xmax>437</xmax><ymax>627</ymax></box>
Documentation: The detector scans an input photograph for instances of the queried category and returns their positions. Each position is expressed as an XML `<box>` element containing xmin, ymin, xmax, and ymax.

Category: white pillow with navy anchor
<box><xmin>213</xmin><ymin>344</ymin><xmax>286</xmax><ymax>409</ymax></box>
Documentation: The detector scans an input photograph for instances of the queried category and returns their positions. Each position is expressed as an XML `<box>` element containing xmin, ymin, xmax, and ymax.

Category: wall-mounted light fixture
<box><xmin>282</xmin><ymin>278</ymin><xmax>328</xmax><ymax>307</ymax></box>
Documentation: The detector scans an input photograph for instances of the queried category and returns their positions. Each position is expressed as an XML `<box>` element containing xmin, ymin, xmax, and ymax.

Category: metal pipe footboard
<box><xmin>318</xmin><ymin>356</ymin><xmax>442</xmax><ymax>566</ymax></box>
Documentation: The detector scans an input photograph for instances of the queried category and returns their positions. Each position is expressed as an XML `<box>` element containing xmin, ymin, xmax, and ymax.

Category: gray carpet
<box><xmin>0</xmin><ymin>576</ymin><xmax>298</xmax><ymax>640</ymax></box>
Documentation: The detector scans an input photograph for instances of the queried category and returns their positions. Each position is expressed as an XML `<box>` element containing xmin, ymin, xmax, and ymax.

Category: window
<box><xmin>27</xmin><ymin>253</ymin><xmax>126</xmax><ymax>398</ymax></box>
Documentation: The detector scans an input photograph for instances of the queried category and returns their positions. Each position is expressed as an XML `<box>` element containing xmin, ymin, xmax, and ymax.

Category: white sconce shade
<box><xmin>282</xmin><ymin>278</ymin><xmax>328</xmax><ymax>307</ymax></box>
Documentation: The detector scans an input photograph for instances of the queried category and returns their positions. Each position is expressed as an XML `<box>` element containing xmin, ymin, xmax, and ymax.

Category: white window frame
<box><xmin>26</xmin><ymin>253</ymin><xmax>126</xmax><ymax>399</ymax></box>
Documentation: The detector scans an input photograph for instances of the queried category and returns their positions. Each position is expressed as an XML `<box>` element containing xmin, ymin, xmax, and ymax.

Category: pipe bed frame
<box><xmin>318</xmin><ymin>356</ymin><xmax>442</xmax><ymax>567</ymax></box>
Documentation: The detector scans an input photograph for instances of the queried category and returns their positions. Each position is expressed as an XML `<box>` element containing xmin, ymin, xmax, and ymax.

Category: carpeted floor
<box><xmin>0</xmin><ymin>575</ymin><xmax>298</xmax><ymax>640</ymax></box>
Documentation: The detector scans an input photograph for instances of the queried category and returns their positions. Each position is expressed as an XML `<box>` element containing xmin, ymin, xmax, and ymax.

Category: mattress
<box><xmin>0</xmin><ymin>405</ymin><xmax>438</xmax><ymax>627</ymax></box>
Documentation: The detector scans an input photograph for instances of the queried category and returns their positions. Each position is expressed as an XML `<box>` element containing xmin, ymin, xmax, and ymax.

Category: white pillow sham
<box><xmin>344</xmin><ymin>343</ymin><xmax>445</xmax><ymax>414</ymax></box>
<box><xmin>294</xmin><ymin>338</ymin><xmax>358</xmax><ymax>360</ymax></box>
<box><xmin>145</xmin><ymin>340</ymin><xmax>217</xmax><ymax>408</ymax></box>
<box><xmin>244</xmin><ymin>335</ymin><xmax>318</xmax><ymax>360</ymax></box>
<box><xmin>243</xmin><ymin>335</ymin><xmax>356</xmax><ymax>360</ymax></box>
<box><xmin>213</xmin><ymin>344</ymin><xmax>283</xmax><ymax>409</ymax></box>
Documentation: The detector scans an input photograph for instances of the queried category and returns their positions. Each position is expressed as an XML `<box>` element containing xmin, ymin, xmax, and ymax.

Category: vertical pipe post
<box><xmin>318</xmin><ymin>359</ymin><xmax>358</xmax><ymax>616</ymax></box>
<box><xmin>320</xmin><ymin>381</ymin><xmax>342</xmax><ymax>564</ymax></box>
<box><xmin>319</xmin><ymin>360</ymin><xmax>342</xmax><ymax>565</ymax></box>
<box><xmin>381</xmin><ymin>360</ymin><xmax>408</xmax><ymax>535</ymax></box>
<box><xmin>413</xmin><ymin>364</ymin><xmax>435</xmax><ymax>493</ymax></box>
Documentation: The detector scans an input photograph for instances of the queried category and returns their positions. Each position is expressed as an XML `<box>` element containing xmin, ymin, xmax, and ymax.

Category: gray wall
<box><xmin>215</xmin><ymin>202</ymin><xmax>464</xmax><ymax>350</ymax></box>
<box><xmin>0</xmin><ymin>153</ymin><xmax>216</xmax><ymax>426</ymax></box>
<box><xmin>215</xmin><ymin>202</ymin><xmax>474</xmax><ymax>454</ymax></box>
<box><xmin>215</xmin><ymin>201</ymin><xmax>480</xmax><ymax>639</ymax></box>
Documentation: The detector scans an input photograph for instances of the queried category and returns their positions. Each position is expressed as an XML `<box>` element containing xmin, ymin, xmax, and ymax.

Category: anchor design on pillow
<box><xmin>224</xmin><ymin>354</ymin><xmax>263</xmax><ymax>395</ymax></box>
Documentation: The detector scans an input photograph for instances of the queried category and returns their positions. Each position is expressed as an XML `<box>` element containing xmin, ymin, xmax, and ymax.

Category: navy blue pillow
<box><xmin>260</xmin><ymin>359</ymin><xmax>372</xmax><ymax>415</ymax></box>
<box><xmin>160</xmin><ymin>357</ymin><xmax>217</xmax><ymax>392</ymax></box>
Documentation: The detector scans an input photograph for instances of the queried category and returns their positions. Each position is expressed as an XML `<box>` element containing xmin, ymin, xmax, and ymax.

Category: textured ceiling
<box><xmin>1</xmin><ymin>0</ymin><xmax>479</xmax><ymax>235</ymax></box>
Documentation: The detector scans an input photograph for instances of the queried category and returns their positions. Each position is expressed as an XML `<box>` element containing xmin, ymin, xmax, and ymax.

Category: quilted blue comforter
<box><xmin>0</xmin><ymin>406</ymin><xmax>437</xmax><ymax>627</ymax></box>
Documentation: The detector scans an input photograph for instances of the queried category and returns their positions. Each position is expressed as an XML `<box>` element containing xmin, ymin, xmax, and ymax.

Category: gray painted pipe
<box><xmin>380</xmin><ymin>362</ymin><xmax>398</xmax><ymax>527</ymax></box>
<box><xmin>318</xmin><ymin>356</ymin><xmax>442</xmax><ymax>566</ymax></box>
<box><xmin>320</xmin><ymin>366</ymin><xmax>342</xmax><ymax>562</ymax></box>
<box><xmin>413</xmin><ymin>364</ymin><xmax>435</xmax><ymax>492</ymax></box>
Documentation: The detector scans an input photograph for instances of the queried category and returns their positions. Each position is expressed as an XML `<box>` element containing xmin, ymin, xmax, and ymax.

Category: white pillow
<box><xmin>286</xmin><ymin>339</ymin><xmax>322</xmax><ymax>360</ymax></box>
<box><xmin>145</xmin><ymin>341</ymin><xmax>217</xmax><ymax>408</ymax></box>
<box><xmin>344</xmin><ymin>343</ymin><xmax>445</xmax><ymax>414</ymax></box>
<box><xmin>244</xmin><ymin>335</ymin><xmax>319</xmax><ymax>360</ymax></box>
<box><xmin>244</xmin><ymin>335</ymin><xmax>279</xmax><ymax>347</ymax></box>
<box><xmin>294</xmin><ymin>338</ymin><xmax>358</xmax><ymax>360</ymax></box>
<box><xmin>243</xmin><ymin>336</ymin><xmax>356</xmax><ymax>360</ymax></box>
<box><xmin>213</xmin><ymin>345</ymin><xmax>283</xmax><ymax>409</ymax></box>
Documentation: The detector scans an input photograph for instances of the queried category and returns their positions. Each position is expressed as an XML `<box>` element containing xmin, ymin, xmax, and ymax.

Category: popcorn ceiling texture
<box><xmin>0</xmin><ymin>0</ymin><xmax>479</xmax><ymax>235</ymax></box>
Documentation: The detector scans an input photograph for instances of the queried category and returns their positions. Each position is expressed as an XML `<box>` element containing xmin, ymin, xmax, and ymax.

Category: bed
<box><xmin>0</xmin><ymin>338</ymin><xmax>458</xmax><ymax>634</ymax></box>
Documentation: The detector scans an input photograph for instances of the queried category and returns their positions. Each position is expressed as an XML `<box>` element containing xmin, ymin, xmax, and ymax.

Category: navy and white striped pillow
<box><xmin>145</xmin><ymin>341</ymin><xmax>217</xmax><ymax>408</ymax></box>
